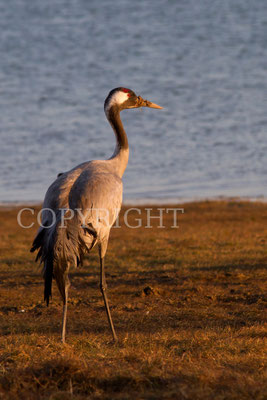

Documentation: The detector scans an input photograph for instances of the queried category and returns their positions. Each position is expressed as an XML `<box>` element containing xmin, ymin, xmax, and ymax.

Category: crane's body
<box><xmin>31</xmin><ymin>87</ymin><xmax>162</xmax><ymax>342</ymax></box>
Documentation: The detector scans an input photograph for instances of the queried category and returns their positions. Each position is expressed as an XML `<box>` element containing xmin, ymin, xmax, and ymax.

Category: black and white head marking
<box><xmin>104</xmin><ymin>87</ymin><xmax>137</xmax><ymax>114</ymax></box>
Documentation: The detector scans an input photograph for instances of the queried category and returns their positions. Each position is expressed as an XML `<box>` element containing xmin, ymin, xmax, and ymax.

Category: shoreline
<box><xmin>0</xmin><ymin>195</ymin><xmax>266</xmax><ymax>209</ymax></box>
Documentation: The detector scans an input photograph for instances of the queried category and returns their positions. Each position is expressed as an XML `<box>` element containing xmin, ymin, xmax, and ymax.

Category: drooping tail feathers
<box><xmin>30</xmin><ymin>223</ymin><xmax>55</xmax><ymax>306</ymax></box>
<box><xmin>44</xmin><ymin>252</ymin><xmax>54</xmax><ymax>306</ymax></box>
<box><xmin>31</xmin><ymin>211</ymin><xmax>97</xmax><ymax>306</ymax></box>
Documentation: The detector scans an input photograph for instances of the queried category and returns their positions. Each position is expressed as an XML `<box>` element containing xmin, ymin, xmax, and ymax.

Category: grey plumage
<box><xmin>31</xmin><ymin>87</ymin><xmax>162</xmax><ymax>342</ymax></box>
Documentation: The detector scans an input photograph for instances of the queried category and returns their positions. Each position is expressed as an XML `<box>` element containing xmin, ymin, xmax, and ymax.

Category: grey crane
<box><xmin>31</xmin><ymin>87</ymin><xmax>162</xmax><ymax>343</ymax></box>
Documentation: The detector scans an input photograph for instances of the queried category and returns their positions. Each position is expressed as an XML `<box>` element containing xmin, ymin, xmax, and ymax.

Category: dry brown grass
<box><xmin>0</xmin><ymin>201</ymin><xmax>266</xmax><ymax>399</ymax></box>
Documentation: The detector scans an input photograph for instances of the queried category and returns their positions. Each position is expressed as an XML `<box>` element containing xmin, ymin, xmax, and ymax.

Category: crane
<box><xmin>31</xmin><ymin>87</ymin><xmax>162</xmax><ymax>343</ymax></box>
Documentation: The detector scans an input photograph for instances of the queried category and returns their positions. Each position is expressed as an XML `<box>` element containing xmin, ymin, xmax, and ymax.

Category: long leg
<box><xmin>99</xmin><ymin>248</ymin><xmax>118</xmax><ymax>342</ymax></box>
<box><xmin>62</xmin><ymin>300</ymin><xmax>68</xmax><ymax>343</ymax></box>
<box><xmin>61</xmin><ymin>273</ymin><xmax>70</xmax><ymax>343</ymax></box>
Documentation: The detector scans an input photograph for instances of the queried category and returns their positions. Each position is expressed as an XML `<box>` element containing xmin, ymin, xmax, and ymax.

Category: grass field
<box><xmin>0</xmin><ymin>201</ymin><xmax>266</xmax><ymax>399</ymax></box>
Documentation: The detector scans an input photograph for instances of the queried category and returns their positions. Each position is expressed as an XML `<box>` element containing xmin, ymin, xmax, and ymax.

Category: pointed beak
<box><xmin>137</xmin><ymin>96</ymin><xmax>163</xmax><ymax>109</ymax></box>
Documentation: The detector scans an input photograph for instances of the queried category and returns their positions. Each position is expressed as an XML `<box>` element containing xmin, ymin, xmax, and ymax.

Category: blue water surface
<box><xmin>0</xmin><ymin>0</ymin><xmax>266</xmax><ymax>203</ymax></box>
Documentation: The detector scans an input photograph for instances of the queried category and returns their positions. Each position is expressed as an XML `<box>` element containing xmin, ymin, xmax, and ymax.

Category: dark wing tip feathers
<box><xmin>31</xmin><ymin>226</ymin><xmax>54</xmax><ymax>307</ymax></box>
<box><xmin>31</xmin><ymin>218</ymin><xmax>98</xmax><ymax>308</ymax></box>
<box><xmin>44</xmin><ymin>253</ymin><xmax>53</xmax><ymax>307</ymax></box>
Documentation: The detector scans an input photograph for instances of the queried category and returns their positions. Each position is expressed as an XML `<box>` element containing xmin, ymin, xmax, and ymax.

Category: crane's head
<box><xmin>104</xmin><ymin>87</ymin><xmax>163</xmax><ymax>114</ymax></box>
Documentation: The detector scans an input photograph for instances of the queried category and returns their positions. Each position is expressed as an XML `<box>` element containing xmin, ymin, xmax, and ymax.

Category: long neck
<box><xmin>106</xmin><ymin>106</ymin><xmax>129</xmax><ymax>178</ymax></box>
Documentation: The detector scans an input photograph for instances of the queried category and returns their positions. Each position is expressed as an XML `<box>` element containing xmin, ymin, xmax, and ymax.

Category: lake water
<box><xmin>0</xmin><ymin>0</ymin><xmax>266</xmax><ymax>204</ymax></box>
